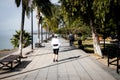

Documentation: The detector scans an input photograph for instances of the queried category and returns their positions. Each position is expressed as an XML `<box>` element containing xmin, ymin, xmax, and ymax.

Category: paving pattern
<box><xmin>0</xmin><ymin>38</ymin><xmax>120</xmax><ymax>80</ymax></box>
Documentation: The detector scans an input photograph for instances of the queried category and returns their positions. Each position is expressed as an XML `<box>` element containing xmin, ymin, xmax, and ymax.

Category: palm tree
<box><xmin>33</xmin><ymin>0</ymin><xmax>53</xmax><ymax>46</ymax></box>
<box><xmin>15</xmin><ymin>0</ymin><xmax>53</xmax><ymax>55</ymax></box>
<box><xmin>35</xmin><ymin>11</ymin><xmax>41</xmax><ymax>45</ymax></box>
<box><xmin>43</xmin><ymin>5</ymin><xmax>61</xmax><ymax>34</ymax></box>
<box><xmin>11</xmin><ymin>30</ymin><xmax>31</xmax><ymax>48</ymax></box>
<box><xmin>15</xmin><ymin>0</ymin><xmax>30</xmax><ymax>57</ymax></box>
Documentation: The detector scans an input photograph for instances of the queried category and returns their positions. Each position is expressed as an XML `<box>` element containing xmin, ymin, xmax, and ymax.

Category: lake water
<box><xmin>0</xmin><ymin>31</ymin><xmax>48</xmax><ymax>50</ymax></box>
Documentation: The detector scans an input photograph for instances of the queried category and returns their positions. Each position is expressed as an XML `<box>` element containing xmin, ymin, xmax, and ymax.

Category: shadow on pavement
<box><xmin>0</xmin><ymin>55</ymin><xmax>90</xmax><ymax>79</ymax></box>
<box><xmin>27</xmin><ymin>52</ymin><xmax>52</xmax><ymax>57</ymax></box>
<box><xmin>59</xmin><ymin>55</ymin><xmax>80</xmax><ymax>62</ymax></box>
<box><xmin>0</xmin><ymin>60</ymin><xmax>31</xmax><ymax>74</ymax></box>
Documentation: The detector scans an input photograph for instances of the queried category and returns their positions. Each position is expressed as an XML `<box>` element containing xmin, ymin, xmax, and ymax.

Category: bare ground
<box><xmin>0</xmin><ymin>49</ymin><xmax>18</xmax><ymax>58</ymax></box>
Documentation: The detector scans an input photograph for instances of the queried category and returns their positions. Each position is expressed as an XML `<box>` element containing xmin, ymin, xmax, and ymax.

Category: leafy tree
<box><xmin>59</xmin><ymin>0</ymin><xmax>118</xmax><ymax>56</ymax></box>
<box><xmin>108</xmin><ymin>0</ymin><xmax>120</xmax><ymax>40</ymax></box>
<box><xmin>11</xmin><ymin>30</ymin><xmax>31</xmax><ymax>48</ymax></box>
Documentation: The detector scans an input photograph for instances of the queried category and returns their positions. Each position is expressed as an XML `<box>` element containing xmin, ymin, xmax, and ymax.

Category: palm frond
<box><xmin>33</xmin><ymin>0</ymin><xmax>53</xmax><ymax>18</ymax></box>
<box><xmin>15</xmin><ymin>0</ymin><xmax>21</xmax><ymax>7</ymax></box>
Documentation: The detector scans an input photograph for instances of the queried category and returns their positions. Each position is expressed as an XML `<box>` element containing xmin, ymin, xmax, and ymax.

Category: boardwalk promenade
<box><xmin>0</xmin><ymin>38</ymin><xmax>120</xmax><ymax>80</ymax></box>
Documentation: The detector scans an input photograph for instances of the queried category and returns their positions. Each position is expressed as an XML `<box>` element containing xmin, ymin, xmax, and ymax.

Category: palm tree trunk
<box><xmin>19</xmin><ymin>2</ymin><xmax>25</xmax><ymax>57</ymax></box>
<box><xmin>40</xmin><ymin>23</ymin><xmax>43</xmax><ymax>43</ymax></box>
<box><xmin>31</xmin><ymin>8</ymin><xmax>33</xmax><ymax>50</ymax></box>
<box><xmin>36</xmin><ymin>11</ymin><xmax>40</xmax><ymax>44</ymax></box>
<box><xmin>46</xmin><ymin>23</ymin><xmax>48</xmax><ymax>41</ymax></box>
<box><xmin>90</xmin><ymin>20</ymin><xmax>103</xmax><ymax>57</ymax></box>
<box><xmin>38</xmin><ymin>22</ymin><xmax>40</xmax><ymax>43</ymax></box>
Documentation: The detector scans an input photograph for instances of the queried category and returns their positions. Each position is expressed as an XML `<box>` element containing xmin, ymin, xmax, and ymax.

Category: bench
<box><xmin>0</xmin><ymin>55</ymin><xmax>21</xmax><ymax>69</ymax></box>
<box><xmin>108</xmin><ymin>47</ymin><xmax>120</xmax><ymax>73</ymax></box>
<box><xmin>116</xmin><ymin>50</ymin><xmax>120</xmax><ymax>73</ymax></box>
<box><xmin>35</xmin><ymin>43</ymin><xmax>42</xmax><ymax>48</ymax></box>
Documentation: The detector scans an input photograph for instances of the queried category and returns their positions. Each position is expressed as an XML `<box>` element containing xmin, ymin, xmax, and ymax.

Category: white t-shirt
<box><xmin>51</xmin><ymin>38</ymin><xmax>61</xmax><ymax>49</ymax></box>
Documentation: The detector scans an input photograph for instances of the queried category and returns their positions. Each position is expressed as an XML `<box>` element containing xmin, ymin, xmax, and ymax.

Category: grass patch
<box><xmin>74</xmin><ymin>39</ymin><xmax>119</xmax><ymax>56</ymax></box>
<box><xmin>74</xmin><ymin>39</ymin><xmax>94</xmax><ymax>53</ymax></box>
<box><xmin>82</xmin><ymin>39</ymin><xmax>94</xmax><ymax>53</ymax></box>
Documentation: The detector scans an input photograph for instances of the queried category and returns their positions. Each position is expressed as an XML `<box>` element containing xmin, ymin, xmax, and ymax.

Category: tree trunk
<box><xmin>19</xmin><ymin>2</ymin><xmax>25</xmax><ymax>57</ymax></box>
<box><xmin>90</xmin><ymin>20</ymin><xmax>103</xmax><ymax>57</ymax></box>
<box><xmin>38</xmin><ymin>22</ymin><xmax>40</xmax><ymax>43</ymax></box>
<box><xmin>40</xmin><ymin>23</ymin><xmax>43</xmax><ymax>43</ymax></box>
<box><xmin>45</xmin><ymin>24</ymin><xmax>48</xmax><ymax>42</ymax></box>
<box><xmin>31</xmin><ymin>8</ymin><xmax>33</xmax><ymax>50</ymax></box>
<box><xmin>36</xmin><ymin>11</ymin><xmax>40</xmax><ymax>44</ymax></box>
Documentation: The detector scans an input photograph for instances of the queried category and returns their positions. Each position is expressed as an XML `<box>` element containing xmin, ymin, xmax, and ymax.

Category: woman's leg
<box><xmin>53</xmin><ymin>49</ymin><xmax>56</xmax><ymax>62</ymax></box>
<box><xmin>53</xmin><ymin>49</ymin><xmax>59</xmax><ymax>62</ymax></box>
<box><xmin>55</xmin><ymin>49</ymin><xmax>59</xmax><ymax>61</ymax></box>
<box><xmin>55</xmin><ymin>54</ymin><xmax>58</xmax><ymax>61</ymax></box>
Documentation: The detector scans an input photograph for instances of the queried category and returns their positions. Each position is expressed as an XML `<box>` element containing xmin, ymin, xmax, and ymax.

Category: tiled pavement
<box><xmin>0</xmin><ymin>38</ymin><xmax>120</xmax><ymax>80</ymax></box>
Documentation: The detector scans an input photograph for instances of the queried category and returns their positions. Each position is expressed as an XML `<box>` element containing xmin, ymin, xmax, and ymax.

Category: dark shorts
<box><xmin>53</xmin><ymin>49</ymin><xmax>59</xmax><ymax>55</ymax></box>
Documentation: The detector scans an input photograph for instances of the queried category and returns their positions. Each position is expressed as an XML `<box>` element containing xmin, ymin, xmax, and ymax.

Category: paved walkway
<box><xmin>0</xmin><ymin>38</ymin><xmax>120</xmax><ymax>80</ymax></box>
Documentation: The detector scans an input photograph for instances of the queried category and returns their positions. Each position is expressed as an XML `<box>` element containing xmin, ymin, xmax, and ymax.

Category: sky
<box><xmin>0</xmin><ymin>0</ymin><xmax>59</xmax><ymax>35</ymax></box>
